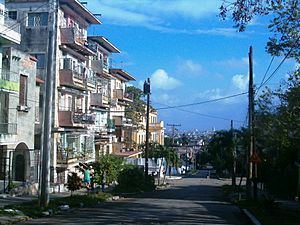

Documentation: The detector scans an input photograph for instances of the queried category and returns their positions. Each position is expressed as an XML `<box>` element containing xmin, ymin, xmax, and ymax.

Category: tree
<box><xmin>125</xmin><ymin>86</ymin><xmax>146</xmax><ymax>127</ymax></box>
<box><xmin>254</xmin><ymin>71</ymin><xmax>300</xmax><ymax>196</ymax></box>
<box><xmin>220</xmin><ymin>0</ymin><xmax>300</xmax><ymax>62</ymax></box>
<box><xmin>92</xmin><ymin>154</ymin><xmax>123</xmax><ymax>191</ymax></box>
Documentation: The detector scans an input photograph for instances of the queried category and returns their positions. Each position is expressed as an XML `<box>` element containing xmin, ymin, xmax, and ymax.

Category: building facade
<box><xmin>0</xmin><ymin>0</ymin><xmax>39</xmax><ymax>186</ymax></box>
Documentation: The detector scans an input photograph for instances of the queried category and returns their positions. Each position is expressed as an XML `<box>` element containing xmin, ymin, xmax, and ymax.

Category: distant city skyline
<box><xmin>86</xmin><ymin>0</ymin><xmax>296</xmax><ymax>131</ymax></box>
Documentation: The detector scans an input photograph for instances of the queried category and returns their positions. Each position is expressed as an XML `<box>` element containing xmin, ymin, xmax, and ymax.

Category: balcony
<box><xmin>0</xmin><ymin>123</ymin><xmax>17</xmax><ymax>135</ymax></box>
<box><xmin>59</xmin><ymin>59</ymin><xmax>85</xmax><ymax>89</ymax></box>
<box><xmin>90</xmin><ymin>93</ymin><xmax>109</xmax><ymax>108</ymax></box>
<box><xmin>57</xmin><ymin>147</ymin><xmax>94</xmax><ymax>166</ymax></box>
<box><xmin>60</xmin><ymin>27</ymin><xmax>95</xmax><ymax>56</ymax></box>
<box><xmin>0</xmin><ymin>14</ymin><xmax>21</xmax><ymax>44</ymax></box>
<box><xmin>90</xmin><ymin>60</ymin><xmax>103</xmax><ymax>74</ymax></box>
<box><xmin>58</xmin><ymin>111</ymin><xmax>95</xmax><ymax>127</ymax></box>
<box><xmin>0</xmin><ymin>69</ymin><xmax>19</xmax><ymax>92</ymax></box>
<box><xmin>113</xmin><ymin>89</ymin><xmax>133</xmax><ymax>102</ymax></box>
<box><xmin>113</xmin><ymin>116</ymin><xmax>132</xmax><ymax>127</ymax></box>
<box><xmin>149</xmin><ymin>121</ymin><xmax>164</xmax><ymax>131</ymax></box>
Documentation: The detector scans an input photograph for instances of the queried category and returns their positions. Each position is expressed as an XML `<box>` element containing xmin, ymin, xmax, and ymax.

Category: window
<box><xmin>28</xmin><ymin>12</ymin><xmax>48</xmax><ymax>27</ymax></box>
<box><xmin>8</xmin><ymin>11</ymin><xmax>17</xmax><ymax>20</ymax></box>
<box><xmin>19</xmin><ymin>75</ymin><xmax>28</xmax><ymax>106</ymax></box>
<box><xmin>32</xmin><ymin>53</ymin><xmax>46</xmax><ymax>69</ymax></box>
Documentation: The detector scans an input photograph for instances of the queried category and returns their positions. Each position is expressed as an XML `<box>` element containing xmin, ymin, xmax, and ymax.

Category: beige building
<box><xmin>132</xmin><ymin>107</ymin><xmax>164</xmax><ymax>147</ymax></box>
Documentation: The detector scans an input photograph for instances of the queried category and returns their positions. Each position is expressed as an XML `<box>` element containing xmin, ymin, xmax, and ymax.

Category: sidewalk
<box><xmin>0</xmin><ymin>192</ymin><xmax>71</xmax><ymax>208</ymax></box>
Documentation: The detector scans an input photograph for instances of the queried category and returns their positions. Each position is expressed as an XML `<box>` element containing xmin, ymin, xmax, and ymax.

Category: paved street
<box><xmin>18</xmin><ymin>172</ymin><xmax>249</xmax><ymax>225</ymax></box>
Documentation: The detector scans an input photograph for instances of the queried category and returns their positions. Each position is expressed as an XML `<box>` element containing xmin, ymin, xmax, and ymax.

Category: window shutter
<box><xmin>19</xmin><ymin>75</ymin><xmax>28</xmax><ymax>106</ymax></box>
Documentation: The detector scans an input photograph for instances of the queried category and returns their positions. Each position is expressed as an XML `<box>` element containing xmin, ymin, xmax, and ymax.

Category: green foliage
<box><xmin>220</xmin><ymin>0</ymin><xmax>300</xmax><ymax>62</ymax></box>
<box><xmin>125</xmin><ymin>86</ymin><xmax>146</xmax><ymax>127</ymax></box>
<box><xmin>116</xmin><ymin>164</ymin><xmax>155</xmax><ymax>192</ymax></box>
<box><xmin>67</xmin><ymin>172</ymin><xmax>82</xmax><ymax>195</ymax></box>
<box><xmin>255</xmin><ymin>72</ymin><xmax>300</xmax><ymax>196</ymax></box>
<box><xmin>92</xmin><ymin>154</ymin><xmax>123</xmax><ymax>188</ymax></box>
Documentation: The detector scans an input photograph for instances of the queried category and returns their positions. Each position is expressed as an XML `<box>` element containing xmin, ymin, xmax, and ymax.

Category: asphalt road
<box><xmin>18</xmin><ymin>172</ymin><xmax>249</xmax><ymax>225</ymax></box>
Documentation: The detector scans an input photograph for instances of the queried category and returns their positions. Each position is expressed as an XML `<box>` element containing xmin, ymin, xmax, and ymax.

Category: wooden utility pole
<box><xmin>231</xmin><ymin>120</ymin><xmax>236</xmax><ymax>188</ymax></box>
<box><xmin>143</xmin><ymin>78</ymin><xmax>151</xmax><ymax>178</ymax></box>
<box><xmin>167</xmin><ymin>124</ymin><xmax>181</xmax><ymax>145</ymax></box>
<box><xmin>40</xmin><ymin>0</ymin><xmax>58</xmax><ymax>207</ymax></box>
<box><xmin>247</xmin><ymin>46</ymin><xmax>257</xmax><ymax>199</ymax></box>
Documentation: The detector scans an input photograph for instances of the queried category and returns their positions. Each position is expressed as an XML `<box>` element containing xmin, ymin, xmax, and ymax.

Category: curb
<box><xmin>241</xmin><ymin>209</ymin><xmax>262</xmax><ymax>225</ymax></box>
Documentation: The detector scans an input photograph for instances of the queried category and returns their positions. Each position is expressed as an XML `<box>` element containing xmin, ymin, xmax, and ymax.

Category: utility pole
<box><xmin>40</xmin><ymin>0</ymin><xmax>58</xmax><ymax>207</ymax></box>
<box><xmin>247</xmin><ymin>46</ymin><xmax>257</xmax><ymax>199</ymax></box>
<box><xmin>143</xmin><ymin>78</ymin><xmax>151</xmax><ymax>178</ymax></box>
<box><xmin>167</xmin><ymin>124</ymin><xmax>181</xmax><ymax>146</ymax></box>
<box><xmin>231</xmin><ymin>120</ymin><xmax>236</xmax><ymax>188</ymax></box>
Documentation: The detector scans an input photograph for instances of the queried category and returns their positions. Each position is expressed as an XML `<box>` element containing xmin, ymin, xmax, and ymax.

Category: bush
<box><xmin>116</xmin><ymin>165</ymin><xmax>155</xmax><ymax>193</ymax></box>
<box><xmin>67</xmin><ymin>172</ymin><xmax>82</xmax><ymax>195</ymax></box>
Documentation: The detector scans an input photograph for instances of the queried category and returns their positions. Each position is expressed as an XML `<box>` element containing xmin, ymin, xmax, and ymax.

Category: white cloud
<box><xmin>150</xmin><ymin>69</ymin><xmax>181</xmax><ymax>90</ymax></box>
<box><xmin>195</xmin><ymin>28</ymin><xmax>246</xmax><ymax>37</ymax></box>
<box><xmin>231</xmin><ymin>74</ymin><xmax>249</xmax><ymax>91</ymax></box>
<box><xmin>93</xmin><ymin>0</ymin><xmax>219</xmax><ymax>20</ymax></box>
<box><xmin>216</xmin><ymin>57</ymin><xmax>249</xmax><ymax>69</ymax></box>
<box><xmin>86</xmin><ymin>1</ymin><xmax>242</xmax><ymax>37</ymax></box>
<box><xmin>176</xmin><ymin>60</ymin><xmax>203</xmax><ymax>76</ymax></box>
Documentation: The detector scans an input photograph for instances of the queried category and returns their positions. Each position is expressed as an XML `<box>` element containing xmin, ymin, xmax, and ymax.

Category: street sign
<box><xmin>250</xmin><ymin>152</ymin><xmax>261</xmax><ymax>164</ymax></box>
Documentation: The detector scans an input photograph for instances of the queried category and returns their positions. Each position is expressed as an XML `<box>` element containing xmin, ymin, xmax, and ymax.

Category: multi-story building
<box><xmin>133</xmin><ymin>108</ymin><xmax>164</xmax><ymax>147</ymax></box>
<box><xmin>6</xmin><ymin>0</ymin><xmax>102</xmax><ymax>183</ymax></box>
<box><xmin>87</xmin><ymin>36</ymin><xmax>120</xmax><ymax>158</ymax></box>
<box><xmin>0</xmin><ymin>1</ymin><xmax>40</xmax><ymax>186</ymax></box>
<box><xmin>109</xmin><ymin>68</ymin><xmax>135</xmax><ymax>154</ymax></box>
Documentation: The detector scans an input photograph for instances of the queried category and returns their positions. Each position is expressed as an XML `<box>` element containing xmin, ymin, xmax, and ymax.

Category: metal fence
<box><xmin>0</xmin><ymin>149</ymin><xmax>40</xmax><ymax>193</ymax></box>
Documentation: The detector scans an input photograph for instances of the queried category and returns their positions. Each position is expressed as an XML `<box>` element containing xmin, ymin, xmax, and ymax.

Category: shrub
<box><xmin>67</xmin><ymin>172</ymin><xmax>82</xmax><ymax>195</ymax></box>
<box><xmin>116</xmin><ymin>165</ymin><xmax>155</xmax><ymax>193</ymax></box>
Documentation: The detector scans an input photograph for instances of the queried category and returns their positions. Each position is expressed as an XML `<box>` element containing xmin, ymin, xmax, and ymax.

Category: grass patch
<box><xmin>238</xmin><ymin>199</ymin><xmax>300</xmax><ymax>225</ymax></box>
<box><xmin>4</xmin><ymin>192</ymin><xmax>112</xmax><ymax>218</ymax></box>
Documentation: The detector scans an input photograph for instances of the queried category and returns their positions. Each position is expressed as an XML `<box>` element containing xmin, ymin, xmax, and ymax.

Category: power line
<box><xmin>153</xmin><ymin>100</ymin><xmax>244</xmax><ymax>123</ymax></box>
<box><xmin>255</xmin><ymin>56</ymin><xmax>274</xmax><ymax>96</ymax></box>
<box><xmin>255</xmin><ymin>35</ymin><xmax>300</xmax><ymax>94</ymax></box>
<box><xmin>156</xmin><ymin>92</ymin><xmax>248</xmax><ymax>110</ymax></box>
<box><xmin>1</xmin><ymin>1</ymin><xmax>52</xmax><ymax>35</ymax></box>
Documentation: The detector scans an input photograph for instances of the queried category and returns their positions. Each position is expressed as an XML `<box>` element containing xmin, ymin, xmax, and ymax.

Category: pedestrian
<box><xmin>83</xmin><ymin>167</ymin><xmax>91</xmax><ymax>189</ymax></box>
<box><xmin>90</xmin><ymin>165</ymin><xmax>95</xmax><ymax>191</ymax></box>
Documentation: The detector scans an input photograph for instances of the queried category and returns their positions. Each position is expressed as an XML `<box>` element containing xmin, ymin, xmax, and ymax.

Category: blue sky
<box><xmin>86</xmin><ymin>0</ymin><xmax>296</xmax><ymax>132</ymax></box>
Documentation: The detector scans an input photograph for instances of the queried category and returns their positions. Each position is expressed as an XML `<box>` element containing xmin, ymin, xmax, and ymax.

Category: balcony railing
<box><xmin>3</xmin><ymin>15</ymin><xmax>20</xmax><ymax>33</ymax></box>
<box><xmin>113</xmin><ymin>89</ymin><xmax>133</xmax><ymax>102</ymax></box>
<box><xmin>0</xmin><ymin>69</ymin><xmax>19</xmax><ymax>92</ymax></box>
<box><xmin>0</xmin><ymin>14</ymin><xmax>21</xmax><ymax>44</ymax></box>
<box><xmin>90</xmin><ymin>60</ymin><xmax>103</xmax><ymax>74</ymax></box>
<box><xmin>113</xmin><ymin>116</ymin><xmax>132</xmax><ymax>127</ymax></box>
<box><xmin>57</xmin><ymin>147</ymin><xmax>94</xmax><ymax>165</ymax></box>
<box><xmin>0</xmin><ymin>123</ymin><xmax>17</xmax><ymax>135</ymax></box>
<box><xmin>58</xmin><ymin>110</ymin><xmax>95</xmax><ymax>127</ymax></box>
<box><xmin>59</xmin><ymin>58</ymin><xmax>95</xmax><ymax>88</ymax></box>
<box><xmin>60</xmin><ymin>27</ymin><xmax>95</xmax><ymax>56</ymax></box>
<box><xmin>149</xmin><ymin>122</ymin><xmax>163</xmax><ymax>131</ymax></box>
<box><xmin>90</xmin><ymin>93</ymin><xmax>109</xmax><ymax>107</ymax></box>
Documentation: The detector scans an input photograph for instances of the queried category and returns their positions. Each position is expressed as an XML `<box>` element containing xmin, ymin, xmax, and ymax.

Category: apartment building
<box><xmin>0</xmin><ymin>1</ymin><xmax>40</xmax><ymax>185</ymax></box>
<box><xmin>133</xmin><ymin>108</ymin><xmax>164</xmax><ymax>147</ymax></box>
<box><xmin>6</xmin><ymin>0</ymin><xmax>101</xmax><ymax>183</ymax></box>
<box><xmin>87</xmin><ymin>36</ymin><xmax>120</xmax><ymax>158</ymax></box>
<box><xmin>109</xmin><ymin>68</ymin><xmax>135</xmax><ymax>154</ymax></box>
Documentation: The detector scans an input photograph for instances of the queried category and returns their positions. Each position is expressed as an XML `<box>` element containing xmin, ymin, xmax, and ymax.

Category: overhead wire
<box><xmin>0</xmin><ymin>1</ymin><xmax>53</xmax><ymax>35</ymax></box>
<box><xmin>155</xmin><ymin>92</ymin><xmax>248</xmax><ymax>110</ymax></box>
<box><xmin>152</xmin><ymin>100</ymin><xmax>244</xmax><ymax>123</ymax></box>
